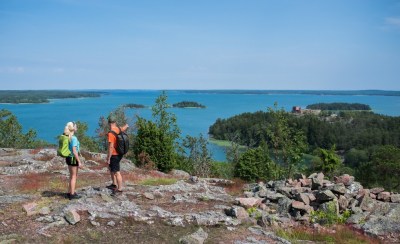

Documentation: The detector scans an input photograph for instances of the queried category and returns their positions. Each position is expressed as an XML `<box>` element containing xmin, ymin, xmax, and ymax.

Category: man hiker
<box><xmin>106</xmin><ymin>115</ymin><xmax>129</xmax><ymax>195</ymax></box>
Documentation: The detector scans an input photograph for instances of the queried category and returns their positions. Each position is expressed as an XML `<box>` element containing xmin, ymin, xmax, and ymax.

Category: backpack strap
<box><xmin>109</xmin><ymin>130</ymin><xmax>118</xmax><ymax>137</ymax></box>
<box><xmin>108</xmin><ymin>126</ymin><xmax>121</xmax><ymax>136</ymax></box>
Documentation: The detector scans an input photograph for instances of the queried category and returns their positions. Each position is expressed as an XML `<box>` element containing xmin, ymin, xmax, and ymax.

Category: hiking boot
<box><xmin>69</xmin><ymin>193</ymin><xmax>82</xmax><ymax>200</ymax></box>
<box><xmin>111</xmin><ymin>189</ymin><xmax>123</xmax><ymax>197</ymax></box>
<box><xmin>106</xmin><ymin>184</ymin><xmax>117</xmax><ymax>190</ymax></box>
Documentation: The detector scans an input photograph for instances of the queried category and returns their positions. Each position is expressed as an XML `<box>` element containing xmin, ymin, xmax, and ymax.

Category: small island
<box><xmin>123</xmin><ymin>103</ymin><xmax>146</xmax><ymax>109</ymax></box>
<box><xmin>306</xmin><ymin>102</ymin><xmax>371</xmax><ymax>111</ymax></box>
<box><xmin>172</xmin><ymin>101</ymin><xmax>206</xmax><ymax>108</ymax></box>
<box><xmin>0</xmin><ymin>90</ymin><xmax>103</xmax><ymax>104</ymax></box>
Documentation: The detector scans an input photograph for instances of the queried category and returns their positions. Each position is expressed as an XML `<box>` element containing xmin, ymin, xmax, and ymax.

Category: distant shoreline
<box><xmin>181</xmin><ymin>90</ymin><xmax>400</xmax><ymax>96</ymax></box>
<box><xmin>0</xmin><ymin>90</ymin><xmax>105</xmax><ymax>104</ymax></box>
<box><xmin>0</xmin><ymin>90</ymin><xmax>399</xmax><ymax>105</ymax></box>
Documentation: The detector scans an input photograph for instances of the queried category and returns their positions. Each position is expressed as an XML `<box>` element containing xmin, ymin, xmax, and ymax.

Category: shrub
<box><xmin>247</xmin><ymin>207</ymin><xmax>262</xmax><ymax>220</ymax></box>
<box><xmin>182</xmin><ymin>134</ymin><xmax>212</xmax><ymax>177</ymax></box>
<box><xmin>309</xmin><ymin>202</ymin><xmax>350</xmax><ymax>225</ymax></box>
<box><xmin>134</xmin><ymin>118</ymin><xmax>176</xmax><ymax>172</ymax></box>
<box><xmin>0</xmin><ymin>109</ymin><xmax>38</xmax><ymax>148</ymax></box>
<box><xmin>211</xmin><ymin>161</ymin><xmax>234</xmax><ymax>179</ymax></box>
<box><xmin>234</xmin><ymin>147</ymin><xmax>275</xmax><ymax>182</ymax></box>
<box><xmin>133</xmin><ymin>92</ymin><xmax>181</xmax><ymax>173</ymax></box>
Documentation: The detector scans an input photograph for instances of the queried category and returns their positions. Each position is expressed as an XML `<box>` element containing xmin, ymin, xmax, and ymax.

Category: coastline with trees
<box><xmin>0</xmin><ymin>90</ymin><xmax>104</xmax><ymax>104</ymax></box>
<box><xmin>306</xmin><ymin>102</ymin><xmax>371</xmax><ymax>111</ymax></box>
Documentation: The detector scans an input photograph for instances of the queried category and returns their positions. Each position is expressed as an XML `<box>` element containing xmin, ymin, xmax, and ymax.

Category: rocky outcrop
<box><xmin>0</xmin><ymin>148</ymin><xmax>135</xmax><ymax>176</ymax></box>
<box><xmin>1</xmin><ymin>148</ymin><xmax>398</xmax><ymax>243</ymax></box>
<box><xmin>240</xmin><ymin>173</ymin><xmax>400</xmax><ymax>241</ymax></box>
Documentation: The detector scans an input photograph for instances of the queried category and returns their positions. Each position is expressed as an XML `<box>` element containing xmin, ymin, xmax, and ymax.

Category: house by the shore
<box><xmin>292</xmin><ymin>106</ymin><xmax>321</xmax><ymax>115</ymax></box>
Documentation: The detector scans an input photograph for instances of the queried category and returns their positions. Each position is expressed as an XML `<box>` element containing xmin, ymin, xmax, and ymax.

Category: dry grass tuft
<box><xmin>34</xmin><ymin>154</ymin><xmax>55</xmax><ymax>161</ymax></box>
<box><xmin>19</xmin><ymin>173</ymin><xmax>49</xmax><ymax>193</ymax></box>
<box><xmin>224</xmin><ymin>178</ymin><xmax>246</xmax><ymax>196</ymax></box>
<box><xmin>275</xmin><ymin>225</ymin><xmax>382</xmax><ymax>244</ymax></box>
<box><xmin>139</xmin><ymin>178</ymin><xmax>178</xmax><ymax>186</ymax></box>
<box><xmin>29</xmin><ymin>148</ymin><xmax>42</xmax><ymax>155</ymax></box>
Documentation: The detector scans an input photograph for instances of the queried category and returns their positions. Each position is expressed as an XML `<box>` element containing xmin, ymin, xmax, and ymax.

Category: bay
<box><xmin>1</xmin><ymin>90</ymin><xmax>400</xmax><ymax>161</ymax></box>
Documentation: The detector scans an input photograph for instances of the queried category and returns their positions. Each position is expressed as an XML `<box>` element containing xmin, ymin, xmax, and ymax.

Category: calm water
<box><xmin>1</xmin><ymin>90</ymin><xmax>400</xmax><ymax>161</ymax></box>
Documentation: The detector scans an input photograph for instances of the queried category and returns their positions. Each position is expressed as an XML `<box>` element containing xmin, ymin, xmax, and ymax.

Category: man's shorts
<box><xmin>109</xmin><ymin>155</ymin><xmax>123</xmax><ymax>172</ymax></box>
<box><xmin>66</xmin><ymin>156</ymin><xmax>78</xmax><ymax>167</ymax></box>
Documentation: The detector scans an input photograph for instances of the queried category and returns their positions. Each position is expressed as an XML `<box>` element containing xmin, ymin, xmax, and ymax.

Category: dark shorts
<box><xmin>66</xmin><ymin>156</ymin><xmax>78</xmax><ymax>167</ymax></box>
<box><xmin>109</xmin><ymin>155</ymin><xmax>123</xmax><ymax>172</ymax></box>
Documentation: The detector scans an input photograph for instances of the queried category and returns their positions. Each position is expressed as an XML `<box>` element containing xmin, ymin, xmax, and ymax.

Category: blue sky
<box><xmin>1</xmin><ymin>0</ymin><xmax>400</xmax><ymax>90</ymax></box>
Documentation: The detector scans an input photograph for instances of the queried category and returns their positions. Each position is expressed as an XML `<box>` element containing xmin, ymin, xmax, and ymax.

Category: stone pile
<box><xmin>232</xmin><ymin>172</ymin><xmax>400</xmax><ymax>239</ymax></box>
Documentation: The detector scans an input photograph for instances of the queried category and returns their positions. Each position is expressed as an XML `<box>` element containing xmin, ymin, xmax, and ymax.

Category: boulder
<box><xmin>309</xmin><ymin>172</ymin><xmax>324</xmax><ymax>190</ymax></box>
<box><xmin>346</xmin><ymin>182</ymin><xmax>363</xmax><ymax>196</ymax></box>
<box><xmin>225</xmin><ymin>206</ymin><xmax>249</xmax><ymax>220</ymax></box>
<box><xmin>170</xmin><ymin>169</ymin><xmax>190</xmax><ymax>179</ymax></box>
<box><xmin>360</xmin><ymin>204</ymin><xmax>400</xmax><ymax>239</ymax></box>
<box><xmin>291</xmin><ymin>201</ymin><xmax>307</xmax><ymax>211</ymax></box>
<box><xmin>319</xmin><ymin>200</ymin><xmax>339</xmax><ymax>215</ymax></box>
<box><xmin>277</xmin><ymin>197</ymin><xmax>293</xmax><ymax>214</ymax></box>
<box><xmin>179</xmin><ymin>227</ymin><xmax>208</xmax><ymax>244</ymax></box>
<box><xmin>291</xmin><ymin>187</ymin><xmax>309</xmax><ymax>195</ymax></box>
<box><xmin>236</xmin><ymin>197</ymin><xmax>262</xmax><ymax>209</ymax></box>
<box><xmin>23</xmin><ymin>202</ymin><xmax>38</xmax><ymax>216</ymax></box>
<box><xmin>359</xmin><ymin>195</ymin><xmax>376</xmax><ymax>212</ymax></box>
<box><xmin>64</xmin><ymin>209</ymin><xmax>80</xmax><ymax>225</ymax></box>
<box><xmin>334</xmin><ymin>174</ymin><xmax>354</xmax><ymax>186</ymax></box>
<box><xmin>265</xmin><ymin>192</ymin><xmax>285</xmax><ymax>202</ymax></box>
<box><xmin>316</xmin><ymin>190</ymin><xmax>337</xmax><ymax>202</ymax></box>
<box><xmin>299</xmin><ymin>178</ymin><xmax>312</xmax><ymax>187</ymax></box>
<box><xmin>370</xmin><ymin>187</ymin><xmax>385</xmax><ymax>194</ymax></box>
<box><xmin>377</xmin><ymin>192</ymin><xmax>391</xmax><ymax>202</ymax></box>
<box><xmin>356</xmin><ymin>189</ymin><xmax>370</xmax><ymax>200</ymax></box>
<box><xmin>332</xmin><ymin>183</ymin><xmax>346</xmax><ymax>195</ymax></box>
<box><xmin>295</xmin><ymin>193</ymin><xmax>310</xmax><ymax>205</ymax></box>
<box><xmin>391</xmin><ymin>194</ymin><xmax>400</xmax><ymax>203</ymax></box>
<box><xmin>338</xmin><ymin>195</ymin><xmax>349</xmax><ymax>211</ymax></box>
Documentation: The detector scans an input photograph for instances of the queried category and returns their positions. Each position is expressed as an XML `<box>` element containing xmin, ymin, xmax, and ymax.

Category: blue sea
<box><xmin>1</xmin><ymin>90</ymin><xmax>400</xmax><ymax>161</ymax></box>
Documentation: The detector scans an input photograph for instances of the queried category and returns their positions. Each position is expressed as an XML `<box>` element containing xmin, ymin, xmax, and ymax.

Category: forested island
<box><xmin>172</xmin><ymin>101</ymin><xmax>206</xmax><ymax>108</ymax></box>
<box><xmin>306</xmin><ymin>102</ymin><xmax>371</xmax><ymax>111</ymax></box>
<box><xmin>209</xmin><ymin>109</ymin><xmax>400</xmax><ymax>191</ymax></box>
<box><xmin>209</xmin><ymin>110</ymin><xmax>400</xmax><ymax>151</ymax></box>
<box><xmin>0</xmin><ymin>90</ymin><xmax>103</xmax><ymax>104</ymax></box>
<box><xmin>123</xmin><ymin>103</ymin><xmax>146</xmax><ymax>109</ymax></box>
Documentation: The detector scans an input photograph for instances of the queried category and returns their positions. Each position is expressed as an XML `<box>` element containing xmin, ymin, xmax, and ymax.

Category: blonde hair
<box><xmin>64</xmin><ymin>122</ymin><xmax>77</xmax><ymax>141</ymax></box>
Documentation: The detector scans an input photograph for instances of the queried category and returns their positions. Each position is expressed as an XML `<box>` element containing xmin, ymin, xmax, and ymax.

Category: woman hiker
<box><xmin>64</xmin><ymin>121</ymin><xmax>83</xmax><ymax>200</ymax></box>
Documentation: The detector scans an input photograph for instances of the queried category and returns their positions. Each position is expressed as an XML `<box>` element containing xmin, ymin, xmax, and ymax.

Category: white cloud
<box><xmin>385</xmin><ymin>17</ymin><xmax>400</xmax><ymax>28</ymax></box>
<box><xmin>0</xmin><ymin>66</ymin><xmax>25</xmax><ymax>73</ymax></box>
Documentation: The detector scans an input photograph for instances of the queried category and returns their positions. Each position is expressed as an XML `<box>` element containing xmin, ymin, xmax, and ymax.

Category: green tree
<box><xmin>182</xmin><ymin>134</ymin><xmax>212</xmax><ymax>177</ymax></box>
<box><xmin>368</xmin><ymin>145</ymin><xmax>400</xmax><ymax>191</ymax></box>
<box><xmin>152</xmin><ymin>91</ymin><xmax>180</xmax><ymax>143</ymax></box>
<box><xmin>266</xmin><ymin>103</ymin><xmax>307</xmax><ymax>178</ymax></box>
<box><xmin>133</xmin><ymin>117</ymin><xmax>175</xmax><ymax>172</ymax></box>
<box><xmin>0</xmin><ymin>109</ymin><xmax>37</xmax><ymax>148</ymax></box>
<box><xmin>133</xmin><ymin>92</ymin><xmax>180</xmax><ymax>172</ymax></box>
<box><xmin>312</xmin><ymin>145</ymin><xmax>342</xmax><ymax>178</ymax></box>
<box><xmin>344</xmin><ymin>148</ymin><xmax>368</xmax><ymax>168</ymax></box>
<box><xmin>234</xmin><ymin>146</ymin><xmax>277</xmax><ymax>182</ymax></box>
<box><xmin>74</xmin><ymin>121</ymin><xmax>101</xmax><ymax>152</ymax></box>
<box><xmin>225</xmin><ymin>133</ymin><xmax>243</xmax><ymax>164</ymax></box>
